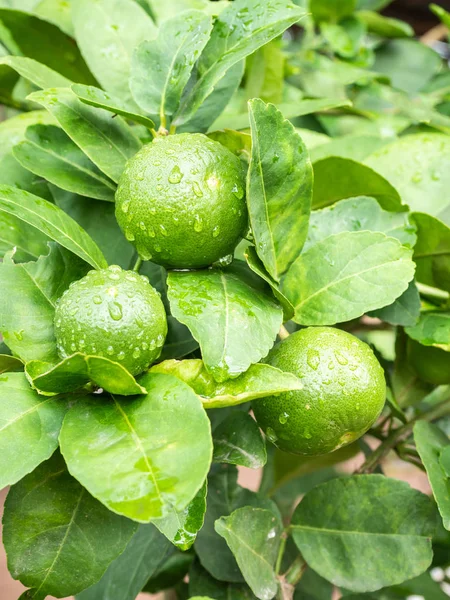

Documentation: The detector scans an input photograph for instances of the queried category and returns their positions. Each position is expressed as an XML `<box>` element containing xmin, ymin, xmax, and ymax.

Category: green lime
<box><xmin>253</xmin><ymin>327</ymin><xmax>386</xmax><ymax>456</ymax></box>
<box><xmin>115</xmin><ymin>133</ymin><xmax>247</xmax><ymax>269</ymax></box>
<box><xmin>407</xmin><ymin>338</ymin><xmax>450</xmax><ymax>385</ymax></box>
<box><xmin>54</xmin><ymin>265</ymin><xmax>167</xmax><ymax>376</ymax></box>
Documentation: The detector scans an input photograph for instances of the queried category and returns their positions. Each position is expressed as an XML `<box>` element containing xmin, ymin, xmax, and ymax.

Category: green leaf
<box><xmin>213</xmin><ymin>412</ymin><xmax>267</xmax><ymax>469</ymax></box>
<box><xmin>282</xmin><ymin>231</ymin><xmax>415</xmax><ymax>326</ymax></box>
<box><xmin>153</xmin><ymin>481</ymin><xmax>207</xmax><ymax>551</ymax></box>
<box><xmin>310</xmin><ymin>135</ymin><xmax>387</xmax><ymax>163</ymax></box>
<box><xmin>130</xmin><ymin>11</ymin><xmax>212</xmax><ymax>120</ymax></box>
<box><xmin>0</xmin><ymin>211</ymin><xmax>50</xmax><ymax>262</ymax></box>
<box><xmin>215</xmin><ymin>507</ymin><xmax>282</xmax><ymax>600</ymax></box>
<box><xmin>320</xmin><ymin>17</ymin><xmax>365</xmax><ymax>59</ymax></box>
<box><xmin>392</xmin><ymin>329</ymin><xmax>432</xmax><ymax>408</ymax></box>
<box><xmin>71</xmin><ymin>0</ymin><xmax>157</xmax><ymax>109</ymax></box>
<box><xmin>405</xmin><ymin>312</ymin><xmax>450</xmax><ymax>349</ymax></box>
<box><xmin>0</xmin><ymin>245</ymin><xmax>89</xmax><ymax>362</ymax></box>
<box><xmin>3</xmin><ymin>451</ymin><xmax>137</xmax><ymax>598</ymax></box>
<box><xmin>245</xmin><ymin>39</ymin><xmax>284</xmax><ymax>104</ymax></box>
<box><xmin>160</xmin><ymin>316</ymin><xmax>199</xmax><ymax>361</ymax></box>
<box><xmin>313</xmin><ymin>157</ymin><xmax>403</xmax><ymax>211</ymax></box>
<box><xmin>28</xmin><ymin>87</ymin><xmax>141</xmax><ymax>184</ymax></box>
<box><xmin>208</xmin><ymin>128</ymin><xmax>252</xmax><ymax>160</ymax></box>
<box><xmin>0</xmin><ymin>8</ymin><xmax>95</xmax><ymax>83</ymax></box>
<box><xmin>295</xmin><ymin>568</ymin><xmax>333</xmax><ymax>600</ymax></box>
<box><xmin>145</xmin><ymin>550</ymin><xmax>194</xmax><ymax>594</ymax></box>
<box><xmin>148</xmin><ymin>0</ymin><xmax>209</xmax><ymax>22</ymax></box>
<box><xmin>412</xmin><ymin>212</ymin><xmax>450</xmax><ymax>292</ymax></box>
<box><xmin>26</xmin><ymin>353</ymin><xmax>147</xmax><ymax>396</ymax></box>
<box><xmin>0</xmin><ymin>372</ymin><xmax>68</xmax><ymax>488</ymax></box>
<box><xmin>304</xmin><ymin>196</ymin><xmax>416</xmax><ymax>252</ymax></box>
<box><xmin>33</xmin><ymin>0</ymin><xmax>74</xmax><ymax>36</ymax></box>
<box><xmin>368</xmin><ymin>280</ymin><xmax>420</xmax><ymax>327</ymax></box>
<box><xmin>291</xmin><ymin>475</ymin><xmax>435</xmax><ymax>592</ymax></box>
<box><xmin>247</xmin><ymin>99</ymin><xmax>312</xmax><ymax>281</ymax></box>
<box><xmin>0</xmin><ymin>54</ymin><xmax>71</xmax><ymax>88</ymax></box>
<box><xmin>358</xmin><ymin>11</ymin><xmax>413</xmax><ymax>38</ymax></box>
<box><xmin>150</xmin><ymin>359</ymin><xmax>304</xmax><ymax>408</ymax></box>
<box><xmin>167</xmin><ymin>269</ymin><xmax>283</xmax><ymax>382</ymax></box>
<box><xmin>60</xmin><ymin>372</ymin><xmax>212</xmax><ymax>522</ymax></box>
<box><xmin>172</xmin><ymin>0</ymin><xmax>306</xmax><ymax>126</ymax></box>
<box><xmin>0</xmin><ymin>354</ymin><xmax>23</xmax><ymax>373</ymax></box>
<box><xmin>414</xmin><ymin>421</ymin><xmax>450</xmax><ymax>531</ymax></box>
<box><xmin>366</xmin><ymin>135</ymin><xmax>450</xmax><ymax>226</ymax></box>
<box><xmin>71</xmin><ymin>84</ymin><xmax>156</xmax><ymax>129</ymax></box>
<box><xmin>309</xmin><ymin>0</ymin><xmax>356</xmax><ymax>22</ymax></box>
<box><xmin>76</xmin><ymin>525</ymin><xmax>172</xmax><ymax>600</ymax></box>
<box><xmin>13</xmin><ymin>124</ymin><xmax>116</xmax><ymax>202</ymax></box>
<box><xmin>0</xmin><ymin>185</ymin><xmax>108</xmax><ymax>268</ymax></box>
<box><xmin>189</xmin><ymin>559</ymin><xmax>256</xmax><ymax>600</ymax></box>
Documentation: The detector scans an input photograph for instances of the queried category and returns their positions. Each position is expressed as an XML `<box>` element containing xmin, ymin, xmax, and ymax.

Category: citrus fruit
<box><xmin>54</xmin><ymin>265</ymin><xmax>167</xmax><ymax>376</ymax></box>
<box><xmin>407</xmin><ymin>338</ymin><xmax>450</xmax><ymax>385</ymax></box>
<box><xmin>115</xmin><ymin>133</ymin><xmax>247</xmax><ymax>269</ymax></box>
<box><xmin>253</xmin><ymin>327</ymin><xmax>386</xmax><ymax>456</ymax></box>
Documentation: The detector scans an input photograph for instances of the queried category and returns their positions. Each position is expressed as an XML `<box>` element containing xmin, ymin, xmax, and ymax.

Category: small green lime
<box><xmin>115</xmin><ymin>133</ymin><xmax>247</xmax><ymax>269</ymax></box>
<box><xmin>54</xmin><ymin>265</ymin><xmax>167</xmax><ymax>376</ymax></box>
<box><xmin>407</xmin><ymin>338</ymin><xmax>450</xmax><ymax>385</ymax></box>
<box><xmin>253</xmin><ymin>327</ymin><xmax>386</xmax><ymax>456</ymax></box>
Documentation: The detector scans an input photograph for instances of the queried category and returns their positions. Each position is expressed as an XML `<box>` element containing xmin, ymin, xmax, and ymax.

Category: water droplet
<box><xmin>349</xmin><ymin>363</ymin><xmax>358</xmax><ymax>371</ymax></box>
<box><xmin>148</xmin><ymin>225</ymin><xmax>156</xmax><ymax>238</ymax></box>
<box><xmin>125</xmin><ymin>273</ymin><xmax>138</xmax><ymax>282</ymax></box>
<box><xmin>125</xmin><ymin>229</ymin><xmax>135</xmax><ymax>241</ymax></box>
<box><xmin>303</xmin><ymin>429</ymin><xmax>312</xmax><ymax>439</ymax></box>
<box><xmin>69</xmin><ymin>306</ymin><xmax>79</xmax><ymax>316</ymax></box>
<box><xmin>149</xmin><ymin>339</ymin><xmax>157</xmax><ymax>351</ymax></box>
<box><xmin>133</xmin><ymin>347</ymin><xmax>141</xmax><ymax>359</ymax></box>
<box><xmin>139</xmin><ymin>221</ymin><xmax>146</xmax><ymax>231</ymax></box>
<box><xmin>328</xmin><ymin>361</ymin><xmax>335</xmax><ymax>370</ymax></box>
<box><xmin>194</xmin><ymin>215</ymin><xmax>203</xmax><ymax>232</ymax></box>
<box><xmin>338</xmin><ymin>379</ymin><xmax>345</xmax><ymax>387</ymax></box>
<box><xmin>14</xmin><ymin>330</ymin><xmax>24</xmax><ymax>341</ymax></box>
<box><xmin>156</xmin><ymin>184</ymin><xmax>163</xmax><ymax>192</ymax></box>
<box><xmin>279</xmin><ymin>412</ymin><xmax>289</xmax><ymax>424</ymax></box>
<box><xmin>334</xmin><ymin>350</ymin><xmax>348</xmax><ymax>366</ymax></box>
<box><xmin>307</xmin><ymin>349</ymin><xmax>320</xmax><ymax>370</ymax></box>
<box><xmin>142</xmin><ymin>342</ymin><xmax>149</xmax><ymax>350</ymax></box>
<box><xmin>121</xmin><ymin>201</ymin><xmax>130</xmax><ymax>214</ymax></box>
<box><xmin>412</xmin><ymin>172</ymin><xmax>422</xmax><ymax>183</ymax></box>
<box><xmin>168</xmin><ymin>165</ymin><xmax>183</xmax><ymax>184</ymax></box>
<box><xmin>156</xmin><ymin>333</ymin><xmax>165</xmax><ymax>347</ymax></box>
<box><xmin>192</xmin><ymin>181</ymin><xmax>203</xmax><ymax>197</ymax></box>
<box><xmin>108</xmin><ymin>301</ymin><xmax>123</xmax><ymax>321</ymax></box>
<box><xmin>266</xmin><ymin>427</ymin><xmax>278</xmax><ymax>443</ymax></box>
<box><xmin>213</xmin><ymin>225</ymin><xmax>220</xmax><ymax>238</ymax></box>
<box><xmin>70</xmin><ymin>343</ymin><xmax>77</xmax><ymax>352</ymax></box>
<box><xmin>154</xmin><ymin>244</ymin><xmax>162</xmax><ymax>252</ymax></box>
<box><xmin>150</xmin><ymin>206</ymin><xmax>157</xmax><ymax>215</ymax></box>
<box><xmin>272</xmin><ymin>153</ymin><xmax>280</xmax><ymax>163</ymax></box>
<box><xmin>232</xmin><ymin>183</ymin><xmax>244</xmax><ymax>199</ymax></box>
<box><xmin>106</xmin><ymin>346</ymin><xmax>115</xmax><ymax>356</ymax></box>
<box><xmin>55</xmin><ymin>319</ymin><xmax>62</xmax><ymax>328</ymax></box>
<box><xmin>159</xmin><ymin>224</ymin><xmax>169</xmax><ymax>237</ymax></box>
<box><xmin>93</xmin><ymin>295</ymin><xmax>102</xmax><ymax>305</ymax></box>
<box><xmin>117</xmin><ymin>351</ymin><xmax>125</xmax><ymax>361</ymax></box>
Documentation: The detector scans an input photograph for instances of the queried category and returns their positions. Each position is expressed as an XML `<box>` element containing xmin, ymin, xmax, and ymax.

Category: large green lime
<box><xmin>407</xmin><ymin>338</ymin><xmax>450</xmax><ymax>385</ymax></box>
<box><xmin>253</xmin><ymin>327</ymin><xmax>386</xmax><ymax>456</ymax></box>
<box><xmin>115</xmin><ymin>133</ymin><xmax>247</xmax><ymax>269</ymax></box>
<box><xmin>54</xmin><ymin>265</ymin><xmax>167</xmax><ymax>376</ymax></box>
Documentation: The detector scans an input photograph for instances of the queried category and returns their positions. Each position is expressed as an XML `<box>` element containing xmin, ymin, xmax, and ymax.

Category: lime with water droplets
<box><xmin>54</xmin><ymin>265</ymin><xmax>167</xmax><ymax>376</ymax></box>
<box><xmin>253</xmin><ymin>327</ymin><xmax>386</xmax><ymax>456</ymax></box>
<box><xmin>115</xmin><ymin>133</ymin><xmax>247</xmax><ymax>269</ymax></box>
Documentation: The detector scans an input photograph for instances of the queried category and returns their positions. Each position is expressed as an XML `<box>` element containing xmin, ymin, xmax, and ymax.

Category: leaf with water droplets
<box><xmin>131</xmin><ymin>11</ymin><xmax>212</xmax><ymax>119</ymax></box>
<box><xmin>247</xmin><ymin>99</ymin><xmax>313</xmax><ymax>281</ymax></box>
<box><xmin>215</xmin><ymin>507</ymin><xmax>282</xmax><ymax>600</ymax></box>
<box><xmin>26</xmin><ymin>353</ymin><xmax>147</xmax><ymax>396</ymax></box>
<box><xmin>167</xmin><ymin>268</ymin><xmax>283</xmax><ymax>382</ymax></box>
<box><xmin>59</xmin><ymin>372</ymin><xmax>213</xmax><ymax>522</ymax></box>
<box><xmin>282</xmin><ymin>231</ymin><xmax>415</xmax><ymax>326</ymax></box>
<box><xmin>213</xmin><ymin>412</ymin><xmax>267</xmax><ymax>469</ymax></box>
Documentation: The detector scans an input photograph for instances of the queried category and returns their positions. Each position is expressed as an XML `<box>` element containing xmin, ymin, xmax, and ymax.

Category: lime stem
<box><xmin>150</xmin><ymin>128</ymin><xmax>158</xmax><ymax>139</ymax></box>
<box><xmin>275</xmin><ymin>532</ymin><xmax>288</xmax><ymax>575</ymax></box>
<box><xmin>416</xmin><ymin>282</ymin><xmax>449</xmax><ymax>302</ymax></box>
<box><xmin>133</xmin><ymin>257</ymin><xmax>143</xmax><ymax>273</ymax></box>
<box><xmin>169</xmin><ymin>123</ymin><xmax>177</xmax><ymax>135</ymax></box>
<box><xmin>279</xmin><ymin>325</ymin><xmax>290</xmax><ymax>340</ymax></box>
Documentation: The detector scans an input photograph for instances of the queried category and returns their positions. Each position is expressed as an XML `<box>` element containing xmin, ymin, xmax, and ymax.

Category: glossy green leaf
<box><xmin>3</xmin><ymin>452</ymin><xmax>137</xmax><ymax>598</ymax></box>
<box><xmin>216</xmin><ymin>507</ymin><xmax>282</xmax><ymax>600</ymax></box>
<box><xmin>151</xmin><ymin>359</ymin><xmax>304</xmax><ymax>408</ymax></box>
<box><xmin>414</xmin><ymin>421</ymin><xmax>450</xmax><ymax>531</ymax></box>
<box><xmin>76</xmin><ymin>525</ymin><xmax>172</xmax><ymax>600</ymax></box>
<box><xmin>358</xmin><ymin>10</ymin><xmax>413</xmax><ymax>38</ymax></box>
<box><xmin>33</xmin><ymin>0</ymin><xmax>74</xmax><ymax>36</ymax></box>
<box><xmin>189</xmin><ymin>560</ymin><xmax>256</xmax><ymax>600</ymax></box>
<box><xmin>405</xmin><ymin>312</ymin><xmax>450</xmax><ymax>349</ymax></box>
<box><xmin>247</xmin><ymin>99</ymin><xmax>312</xmax><ymax>281</ymax></box>
<box><xmin>309</xmin><ymin>0</ymin><xmax>356</xmax><ymax>22</ymax></box>
<box><xmin>60</xmin><ymin>372</ymin><xmax>212</xmax><ymax>522</ymax></box>
<box><xmin>310</xmin><ymin>135</ymin><xmax>388</xmax><ymax>164</ymax></box>
<box><xmin>291</xmin><ymin>475</ymin><xmax>435</xmax><ymax>592</ymax></box>
<box><xmin>13</xmin><ymin>124</ymin><xmax>116</xmax><ymax>202</ymax></box>
<box><xmin>0</xmin><ymin>54</ymin><xmax>71</xmax><ymax>88</ymax></box>
<box><xmin>0</xmin><ymin>8</ymin><xmax>95</xmax><ymax>83</ymax></box>
<box><xmin>320</xmin><ymin>17</ymin><xmax>365</xmax><ymax>59</ymax></box>
<box><xmin>208</xmin><ymin>129</ymin><xmax>251</xmax><ymax>160</ymax></box>
<box><xmin>0</xmin><ymin>185</ymin><xmax>108</xmax><ymax>268</ymax></box>
<box><xmin>0</xmin><ymin>245</ymin><xmax>89</xmax><ymax>362</ymax></box>
<box><xmin>245</xmin><ymin>39</ymin><xmax>284</xmax><ymax>104</ymax></box>
<box><xmin>29</xmin><ymin>87</ymin><xmax>141</xmax><ymax>183</ymax></box>
<box><xmin>282</xmin><ymin>231</ymin><xmax>415</xmax><ymax>326</ymax></box>
<box><xmin>172</xmin><ymin>0</ymin><xmax>305</xmax><ymax>126</ymax></box>
<box><xmin>145</xmin><ymin>551</ymin><xmax>194</xmax><ymax>594</ymax></box>
<box><xmin>167</xmin><ymin>269</ymin><xmax>283</xmax><ymax>382</ymax></box>
<box><xmin>160</xmin><ymin>316</ymin><xmax>199</xmax><ymax>361</ymax></box>
<box><xmin>368</xmin><ymin>280</ymin><xmax>420</xmax><ymax>327</ymax></box>
<box><xmin>313</xmin><ymin>157</ymin><xmax>403</xmax><ymax>211</ymax></box>
<box><xmin>72</xmin><ymin>0</ymin><xmax>156</xmax><ymax>108</ymax></box>
<box><xmin>213</xmin><ymin>412</ymin><xmax>266</xmax><ymax>469</ymax></box>
<box><xmin>0</xmin><ymin>211</ymin><xmax>50</xmax><ymax>262</ymax></box>
<box><xmin>392</xmin><ymin>329</ymin><xmax>432</xmax><ymax>408</ymax></box>
<box><xmin>131</xmin><ymin>11</ymin><xmax>212</xmax><ymax>119</ymax></box>
<box><xmin>304</xmin><ymin>196</ymin><xmax>416</xmax><ymax>252</ymax></box>
<box><xmin>0</xmin><ymin>372</ymin><xmax>68</xmax><ymax>488</ymax></box>
<box><xmin>412</xmin><ymin>212</ymin><xmax>450</xmax><ymax>292</ymax></box>
<box><xmin>0</xmin><ymin>354</ymin><xmax>22</xmax><ymax>373</ymax></box>
<box><xmin>366</xmin><ymin>135</ymin><xmax>450</xmax><ymax>225</ymax></box>
<box><xmin>72</xmin><ymin>84</ymin><xmax>156</xmax><ymax>128</ymax></box>
<box><xmin>26</xmin><ymin>353</ymin><xmax>147</xmax><ymax>396</ymax></box>
<box><xmin>153</xmin><ymin>481</ymin><xmax>207</xmax><ymax>550</ymax></box>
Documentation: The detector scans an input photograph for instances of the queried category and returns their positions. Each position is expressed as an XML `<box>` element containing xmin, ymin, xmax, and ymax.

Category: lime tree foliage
<box><xmin>1</xmin><ymin>0</ymin><xmax>450</xmax><ymax>599</ymax></box>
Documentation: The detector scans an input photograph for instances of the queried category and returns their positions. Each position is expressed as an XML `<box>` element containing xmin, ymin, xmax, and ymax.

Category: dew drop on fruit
<box><xmin>156</xmin><ymin>184</ymin><xmax>163</xmax><ymax>191</ymax></box>
<box><xmin>125</xmin><ymin>229</ymin><xmax>135</xmax><ymax>242</ymax></box>
<box><xmin>156</xmin><ymin>333</ymin><xmax>165</xmax><ymax>347</ymax></box>
<box><xmin>106</xmin><ymin>346</ymin><xmax>115</xmax><ymax>356</ymax></box>
<box><xmin>192</xmin><ymin>181</ymin><xmax>203</xmax><ymax>197</ymax></box>
<box><xmin>139</xmin><ymin>221</ymin><xmax>146</xmax><ymax>231</ymax></box>
<box><xmin>142</xmin><ymin>342</ymin><xmax>148</xmax><ymax>350</ymax></box>
<box><xmin>108</xmin><ymin>301</ymin><xmax>123</xmax><ymax>321</ymax></box>
<box><xmin>154</xmin><ymin>244</ymin><xmax>162</xmax><ymax>252</ymax></box>
<box><xmin>279</xmin><ymin>412</ymin><xmax>289</xmax><ymax>424</ymax></box>
<box><xmin>93</xmin><ymin>295</ymin><xmax>102</xmax><ymax>305</ymax></box>
<box><xmin>168</xmin><ymin>165</ymin><xmax>183</xmax><ymax>184</ymax></box>
<box><xmin>117</xmin><ymin>351</ymin><xmax>125</xmax><ymax>361</ymax></box>
<box><xmin>133</xmin><ymin>347</ymin><xmax>141</xmax><ymax>359</ymax></box>
<box><xmin>328</xmin><ymin>361</ymin><xmax>335</xmax><ymax>370</ymax></box>
<box><xmin>213</xmin><ymin>225</ymin><xmax>220</xmax><ymax>238</ymax></box>
<box><xmin>70</xmin><ymin>343</ymin><xmax>76</xmax><ymax>352</ymax></box>
<box><xmin>266</xmin><ymin>427</ymin><xmax>278</xmax><ymax>443</ymax></box>
<box><xmin>159</xmin><ymin>224</ymin><xmax>169</xmax><ymax>237</ymax></box>
<box><xmin>148</xmin><ymin>225</ymin><xmax>156</xmax><ymax>238</ymax></box>
<box><xmin>334</xmin><ymin>350</ymin><xmax>348</xmax><ymax>366</ymax></box>
<box><xmin>307</xmin><ymin>348</ymin><xmax>320</xmax><ymax>370</ymax></box>
<box><xmin>121</xmin><ymin>201</ymin><xmax>130</xmax><ymax>214</ymax></box>
<box><xmin>79</xmin><ymin>339</ymin><xmax>86</xmax><ymax>348</ymax></box>
<box><xmin>194</xmin><ymin>215</ymin><xmax>204</xmax><ymax>232</ymax></box>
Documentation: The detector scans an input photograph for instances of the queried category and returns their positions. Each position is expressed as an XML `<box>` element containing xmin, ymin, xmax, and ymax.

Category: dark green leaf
<box><xmin>392</xmin><ymin>329</ymin><xmax>432</xmax><ymax>408</ymax></box>
<box><xmin>0</xmin><ymin>353</ymin><xmax>22</xmax><ymax>373</ymax></box>
<box><xmin>71</xmin><ymin>0</ymin><xmax>157</xmax><ymax>108</ymax></box>
<box><xmin>368</xmin><ymin>281</ymin><xmax>420</xmax><ymax>327</ymax></box>
<box><xmin>130</xmin><ymin>11</ymin><xmax>212</xmax><ymax>118</ymax></box>
<box><xmin>167</xmin><ymin>269</ymin><xmax>283</xmax><ymax>382</ymax></box>
<box><xmin>320</xmin><ymin>17</ymin><xmax>365</xmax><ymax>59</ymax></box>
<box><xmin>247</xmin><ymin>99</ymin><xmax>312</xmax><ymax>281</ymax></box>
<box><xmin>26</xmin><ymin>353</ymin><xmax>147</xmax><ymax>396</ymax></box>
<box><xmin>294</xmin><ymin>568</ymin><xmax>333</xmax><ymax>600</ymax></box>
<box><xmin>282</xmin><ymin>231</ymin><xmax>415</xmax><ymax>326</ymax></box>
<box><xmin>160</xmin><ymin>316</ymin><xmax>199</xmax><ymax>361</ymax></box>
<box><xmin>213</xmin><ymin>412</ymin><xmax>267</xmax><ymax>469</ymax></box>
<box><xmin>0</xmin><ymin>185</ymin><xmax>108</xmax><ymax>268</ymax></box>
<box><xmin>412</xmin><ymin>212</ymin><xmax>450</xmax><ymax>291</ymax></box>
<box><xmin>3</xmin><ymin>452</ymin><xmax>137</xmax><ymax>598</ymax></box>
<box><xmin>13</xmin><ymin>124</ymin><xmax>116</xmax><ymax>202</ymax></box>
<box><xmin>208</xmin><ymin>129</ymin><xmax>251</xmax><ymax>160</ymax></box>
<box><xmin>0</xmin><ymin>245</ymin><xmax>89</xmax><ymax>362</ymax></box>
<box><xmin>29</xmin><ymin>87</ymin><xmax>141</xmax><ymax>183</ymax></box>
<box><xmin>358</xmin><ymin>11</ymin><xmax>413</xmax><ymax>38</ymax></box>
<box><xmin>60</xmin><ymin>372</ymin><xmax>212</xmax><ymax>522</ymax></box>
<box><xmin>189</xmin><ymin>559</ymin><xmax>256</xmax><ymax>599</ymax></box>
<box><xmin>291</xmin><ymin>475</ymin><xmax>435</xmax><ymax>592</ymax></box>
<box><xmin>406</xmin><ymin>312</ymin><xmax>450</xmax><ymax>349</ymax></box>
<box><xmin>414</xmin><ymin>421</ymin><xmax>450</xmax><ymax>531</ymax></box>
<box><xmin>0</xmin><ymin>372</ymin><xmax>68</xmax><ymax>488</ymax></box>
<box><xmin>151</xmin><ymin>359</ymin><xmax>304</xmax><ymax>408</ymax></box>
<box><xmin>145</xmin><ymin>550</ymin><xmax>194</xmax><ymax>594</ymax></box>
<box><xmin>310</xmin><ymin>0</ymin><xmax>356</xmax><ymax>22</ymax></box>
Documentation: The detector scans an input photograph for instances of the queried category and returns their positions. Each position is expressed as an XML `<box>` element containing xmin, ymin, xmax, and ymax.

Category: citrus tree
<box><xmin>0</xmin><ymin>0</ymin><xmax>450</xmax><ymax>599</ymax></box>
